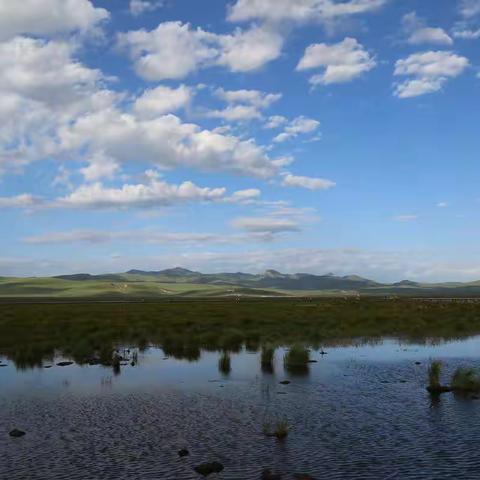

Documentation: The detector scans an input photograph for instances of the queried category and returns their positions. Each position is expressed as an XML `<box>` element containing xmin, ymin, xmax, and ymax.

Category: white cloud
<box><xmin>228</xmin><ymin>0</ymin><xmax>387</xmax><ymax>24</ymax></box>
<box><xmin>436</xmin><ymin>202</ymin><xmax>448</xmax><ymax>208</ymax></box>
<box><xmin>217</xmin><ymin>25</ymin><xmax>283</xmax><ymax>72</ymax></box>
<box><xmin>60</xmin><ymin>108</ymin><xmax>280</xmax><ymax>178</ymax></box>
<box><xmin>56</xmin><ymin>178</ymin><xmax>227</xmax><ymax>210</ymax></box>
<box><xmin>129</xmin><ymin>0</ymin><xmax>162</xmax><ymax>16</ymax></box>
<box><xmin>23</xmin><ymin>229</ymin><xmax>276</xmax><ymax>246</ymax></box>
<box><xmin>273</xmin><ymin>116</ymin><xmax>320</xmax><ymax>142</ymax></box>
<box><xmin>297</xmin><ymin>37</ymin><xmax>376</xmax><ymax>86</ymax></box>
<box><xmin>0</xmin><ymin>194</ymin><xmax>41</xmax><ymax>209</ymax></box>
<box><xmin>281</xmin><ymin>173</ymin><xmax>336</xmax><ymax>190</ymax></box>
<box><xmin>231</xmin><ymin>216</ymin><xmax>300</xmax><ymax>233</ymax></box>
<box><xmin>0</xmin><ymin>36</ymin><xmax>115</xmax><ymax>173</ymax></box>
<box><xmin>393</xmin><ymin>215</ymin><xmax>418</xmax><ymax>222</ymax></box>
<box><xmin>118</xmin><ymin>21</ymin><xmax>282</xmax><ymax>81</ymax></box>
<box><xmin>393</xmin><ymin>51</ymin><xmax>469</xmax><ymax>98</ymax></box>
<box><xmin>215</xmin><ymin>88</ymin><xmax>281</xmax><ymax>109</ymax></box>
<box><xmin>80</xmin><ymin>152</ymin><xmax>119</xmax><ymax>182</ymax></box>
<box><xmin>459</xmin><ymin>0</ymin><xmax>480</xmax><ymax>18</ymax></box>
<box><xmin>264</xmin><ymin>115</ymin><xmax>288</xmax><ymax>129</ymax></box>
<box><xmin>0</xmin><ymin>0</ymin><xmax>109</xmax><ymax>41</ymax></box>
<box><xmin>402</xmin><ymin>12</ymin><xmax>453</xmax><ymax>46</ymax></box>
<box><xmin>452</xmin><ymin>22</ymin><xmax>480</xmax><ymax>39</ymax></box>
<box><xmin>134</xmin><ymin>85</ymin><xmax>193</xmax><ymax>118</ymax></box>
<box><xmin>207</xmin><ymin>88</ymin><xmax>281</xmax><ymax>122</ymax></box>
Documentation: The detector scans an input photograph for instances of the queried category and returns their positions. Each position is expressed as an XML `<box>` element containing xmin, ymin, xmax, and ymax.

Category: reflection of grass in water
<box><xmin>218</xmin><ymin>352</ymin><xmax>231</xmax><ymax>375</ymax></box>
<box><xmin>452</xmin><ymin>367</ymin><xmax>480</xmax><ymax>392</ymax></box>
<box><xmin>284</xmin><ymin>345</ymin><xmax>310</xmax><ymax>375</ymax></box>
<box><xmin>2</xmin><ymin>298</ymin><xmax>480</xmax><ymax>368</ymax></box>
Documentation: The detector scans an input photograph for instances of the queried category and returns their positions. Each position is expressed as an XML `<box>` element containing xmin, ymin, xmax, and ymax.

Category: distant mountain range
<box><xmin>40</xmin><ymin>267</ymin><xmax>480</xmax><ymax>297</ymax></box>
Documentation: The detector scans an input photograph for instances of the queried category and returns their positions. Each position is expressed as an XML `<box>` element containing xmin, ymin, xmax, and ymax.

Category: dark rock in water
<box><xmin>261</xmin><ymin>469</ymin><xmax>281</xmax><ymax>479</ymax></box>
<box><xmin>279</xmin><ymin>380</ymin><xmax>290</xmax><ymax>385</ymax></box>
<box><xmin>277</xmin><ymin>391</ymin><xmax>287</xmax><ymax>395</ymax></box>
<box><xmin>0</xmin><ymin>364</ymin><xmax>7</xmax><ymax>367</ymax></box>
<box><xmin>130</xmin><ymin>361</ymin><xmax>136</xmax><ymax>367</ymax></box>
<box><xmin>178</xmin><ymin>449</ymin><xmax>189</xmax><ymax>457</ymax></box>
<box><xmin>43</xmin><ymin>365</ymin><xmax>52</xmax><ymax>369</ymax></box>
<box><xmin>9</xmin><ymin>429</ymin><xmax>26</xmax><ymax>438</ymax></box>
<box><xmin>471</xmin><ymin>395</ymin><xmax>480</xmax><ymax>400</ymax></box>
<box><xmin>308</xmin><ymin>360</ymin><xmax>318</xmax><ymax>363</ymax></box>
<box><xmin>194</xmin><ymin>462</ymin><xmax>224</xmax><ymax>476</ymax></box>
<box><xmin>57</xmin><ymin>361</ymin><xmax>73</xmax><ymax>367</ymax></box>
<box><xmin>427</xmin><ymin>385</ymin><xmax>452</xmax><ymax>394</ymax></box>
<box><xmin>294</xmin><ymin>475</ymin><xmax>316</xmax><ymax>480</ymax></box>
<box><xmin>415</xmin><ymin>361</ymin><xmax>421</xmax><ymax>365</ymax></box>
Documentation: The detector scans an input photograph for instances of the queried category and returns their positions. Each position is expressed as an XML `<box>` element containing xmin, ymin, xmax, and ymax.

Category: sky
<box><xmin>0</xmin><ymin>0</ymin><xmax>479</xmax><ymax>282</ymax></box>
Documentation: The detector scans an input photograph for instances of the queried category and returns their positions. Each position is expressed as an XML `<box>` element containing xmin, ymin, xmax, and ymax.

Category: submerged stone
<box><xmin>178</xmin><ymin>449</ymin><xmax>189</xmax><ymax>457</ymax></box>
<box><xmin>426</xmin><ymin>385</ymin><xmax>452</xmax><ymax>394</ymax></box>
<box><xmin>57</xmin><ymin>361</ymin><xmax>73</xmax><ymax>367</ymax></box>
<box><xmin>9</xmin><ymin>429</ymin><xmax>26</xmax><ymax>438</ymax></box>
<box><xmin>194</xmin><ymin>461</ymin><xmax>224</xmax><ymax>476</ymax></box>
<box><xmin>279</xmin><ymin>380</ymin><xmax>290</xmax><ymax>385</ymax></box>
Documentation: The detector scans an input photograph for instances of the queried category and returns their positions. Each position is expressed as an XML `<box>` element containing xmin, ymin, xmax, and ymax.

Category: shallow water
<box><xmin>2</xmin><ymin>337</ymin><xmax>480</xmax><ymax>479</ymax></box>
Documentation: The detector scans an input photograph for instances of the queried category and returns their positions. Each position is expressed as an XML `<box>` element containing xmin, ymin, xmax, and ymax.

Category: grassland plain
<box><xmin>1</xmin><ymin>298</ymin><xmax>480</xmax><ymax>369</ymax></box>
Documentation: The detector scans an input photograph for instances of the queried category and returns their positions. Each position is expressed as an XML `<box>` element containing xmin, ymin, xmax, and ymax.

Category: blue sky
<box><xmin>0</xmin><ymin>0</ymin><xmax>479</xmax><ymax>281</ymax></box>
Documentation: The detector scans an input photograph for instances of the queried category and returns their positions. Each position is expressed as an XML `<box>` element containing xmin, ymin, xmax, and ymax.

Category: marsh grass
<box><xmin>261</xmin><ymin>346</ymin><xmax>275</xmax><ymax>373</ymax></box>
<box><xmin>428</xmin><ymin>361</ymin><xmax>442</xmax><ymax>389</ymax></box>
<box><xmin>451</xmin><ymin>367</ymin><xmax>480</xmax><ymax>392</ymax></box>
<box><xmin>284</xmin><ymin>345</ymin><xmax>310</xmax><ymax>374</ymax></box>
<box><xmin>2</xmin><ymin>298</ymin><xmax>480</xmax><ymax>368</ymax></box>
<box><xmin>263</xmin><ymin>418</ymin><xmax>289</xmax><ymax>440</ymax></box>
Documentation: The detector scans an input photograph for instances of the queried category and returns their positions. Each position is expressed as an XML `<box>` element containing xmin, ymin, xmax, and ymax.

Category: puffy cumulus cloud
<box><xmin>0</xmin><ymin>176</ymin><xmax>265</xmax><ymax>211</ymax></box>
<box><xmin>60</xmin><ymin>108</ymin><xmax>280</xmax><ymax>178</ymax></box>
<box><xmin>0</xmin><ymin>37</ymin><xmax>116</xmax><ymax>173</ymax></box>
<box><xmin>281</xmin><ymin>173</ymin><xmax>336</xmax><ymax>190</ymax></box>
<box><xmin>393</xmin><ymin>51</ymin><xmax>469</xmax><ymax>98</ymax></box>
<box><xmin>0</xmin><ymin>36</ymin><xmax>280</xmax><ymax>179</ymax></box>
<box><xmin>402</xmin><ymin>12</ymin><xmax>452</xmax><ymax>46</ymax></box>
<box><xmin>297</xmin><ymin>37</ymin><xmax>376</xmax><ymax>86</ymax></box>
<box><xmin>133</xmin><ymin>85</ymin><xmax>193</xmax><ymax>118</ymax></box>
<box><xmin>207</xmin><ymin>88</ymin><xmax>282</xmax><ymax>122</ymax></box>
<box><xmin>228</xmin><ymin>0</ymin><xmax>387</xmax><ymax>24</ymax></box>
<box><xmin>231</xmin><ymin>216</ymin><xmax>300</xmax><ymax>233</ymax></box>
<box><xmin>273</xmin><ymin>116</ymin><xmax>320</xmax><ymax>143</ymax></box>
<box><xmin>117</xmin><ymin>21</ymin><xmax>282</xmax><ymax>81</ymax></box>
<box><xmin>129</xmin><ymin>0</ymin><xmax>163</xmax><ymax>17</ymax></box>
<box><xmin>217</xmin><ymin>25</ymin><xmax>283</xmax><ymax>72</ymax></box>
<box><xmin>56</xmin><ymin>178</ymin><xmax>227</xmax><ymax>210</ymax></box>
<box><xmin>0</xmin><ymin>0</ymin><xmax>109</xmax><ymax>41</ymax></box>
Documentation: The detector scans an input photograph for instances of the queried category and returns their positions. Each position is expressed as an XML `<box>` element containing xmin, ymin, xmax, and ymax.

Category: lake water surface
<box><xmin>2</xmin><ymin>337</ymin><xmax>480</xmax><ymax>479</ymax></box>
